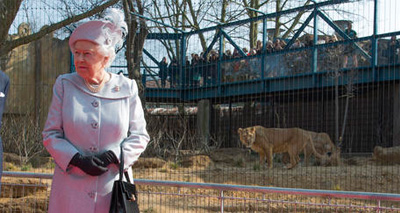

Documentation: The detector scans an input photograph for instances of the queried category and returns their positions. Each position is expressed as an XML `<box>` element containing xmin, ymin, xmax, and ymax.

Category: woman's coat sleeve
<box><xmin>42</xmin><ymin>76</ymin><xmax>79</xmax><ymax>172</ymax></box>
<box><xmin>109</xmin><ymin>80</ymin><xmax>150</xmax><ymax>170</ymax></box>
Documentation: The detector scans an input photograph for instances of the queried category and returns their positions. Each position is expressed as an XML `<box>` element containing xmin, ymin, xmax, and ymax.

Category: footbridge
<box><xmin>128</xmin><ymin>0</ymin><xmax>400</xmax><ymax>104</ymax></box>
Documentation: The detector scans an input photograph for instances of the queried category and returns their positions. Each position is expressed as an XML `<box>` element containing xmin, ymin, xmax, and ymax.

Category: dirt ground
<box><xmin>1</xmin><ymin>148</ymin><xmax>400</xmax><ymax>212</ymax></box>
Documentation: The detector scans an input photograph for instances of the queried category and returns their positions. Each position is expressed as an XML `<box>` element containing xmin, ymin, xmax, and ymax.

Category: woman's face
<box><xmin>73</xmin><ymin>40</ymin><xmax>109</xmax><ymax>79</ymax></box>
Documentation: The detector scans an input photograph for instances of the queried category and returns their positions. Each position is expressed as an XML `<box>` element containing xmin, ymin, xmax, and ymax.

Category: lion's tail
<box><xmin>306</xmin><ymin>132</ymin><xmax>326</xmax><ymax>159</ymax></box>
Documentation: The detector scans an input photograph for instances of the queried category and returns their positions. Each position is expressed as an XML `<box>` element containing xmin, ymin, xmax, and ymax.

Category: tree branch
<box><xmin>0</xmin><ymin>0</ymin><xmax>119</xmax><ymax>56</ymax></box>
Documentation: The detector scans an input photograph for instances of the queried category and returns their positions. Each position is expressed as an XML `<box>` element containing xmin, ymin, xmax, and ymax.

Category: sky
<box><xmin>10</xmin><ymin>0</ymin><xmax>399</xmax><ymax>36</ymax></box>
<box><xmin>337</xmin><ymin>0</ymin><xmax>399</xmax><ymax>36</ymax></box>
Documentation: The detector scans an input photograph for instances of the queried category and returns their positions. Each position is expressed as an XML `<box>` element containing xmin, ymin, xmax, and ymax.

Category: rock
<box><xmin>373</xmin><ymin>146</ymin><xmax>400</xmax><ymax>164</ymax></box>
<box><xmin>132</xmin><ymin>157</ymin><xmax>166</xmax><ymax>169</ymax></box>
<box><xmin>29</xmin><ymin>156</ymin><xmax>53</xmax><ymax>168</ymax></box>
<box><xmin>3</xmin><ymin>153</ymin><xmax>22</xmax><ymax>165</ymax></box>
<box><xmin>209</xmin><ymin>148</ymin><xmax>251</xmax><ymax>164</ymax></box>
<box><xmin>181</xmin><ymin>155</ymin><xmax>213</xmax><ymax>168</ymax></box>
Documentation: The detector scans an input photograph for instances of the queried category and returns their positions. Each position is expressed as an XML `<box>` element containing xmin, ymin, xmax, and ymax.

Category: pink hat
<box><xmin>68</xmin><ymin>20</ymin><xmax>122</xmax><ymax>50</ymax></box>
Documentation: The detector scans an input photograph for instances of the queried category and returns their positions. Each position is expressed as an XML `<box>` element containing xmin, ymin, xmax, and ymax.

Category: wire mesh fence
<box><xmin>1</xmin><ymin>0</ymin><xmax>400</xmax><ymax>212</ymax></box>
<box><xmin>2</xmin><ymin>172</ymin><xmax>400</xmax><ymax>212</ymax></box>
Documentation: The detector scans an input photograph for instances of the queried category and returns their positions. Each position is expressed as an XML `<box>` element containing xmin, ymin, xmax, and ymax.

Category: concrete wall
<box><xmin>392</xmin><ymin>84</ymin><xmax>400</xmax><ymax>147</ymax></box>
<box><xmin>3</xmin><ymin>23</ymin><xmax>70</xmax><ymax>125</ymax></box>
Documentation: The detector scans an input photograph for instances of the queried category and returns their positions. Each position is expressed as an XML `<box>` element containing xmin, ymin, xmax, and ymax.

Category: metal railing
<box><xmin>2</xmin><ymin>171</ymin><xmax>400</xmax><ymax>212</ymax></box>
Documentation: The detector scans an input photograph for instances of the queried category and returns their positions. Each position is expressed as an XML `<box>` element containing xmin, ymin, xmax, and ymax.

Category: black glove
<box><xmin>96</xmin><ymin>150</ymin><xmax>118</xmax><ymax>167</ymax></box>
<box><xmin>69</xmin><ymin>153</ymin><xmax>108</xmax><ymax>176</ymax></box>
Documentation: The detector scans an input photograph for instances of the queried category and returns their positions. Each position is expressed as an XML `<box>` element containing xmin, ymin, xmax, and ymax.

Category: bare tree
<box><xmin>145</xmin><ymin>0</ymin><xmax>199</xmax><ymax>58</ymax></box>
<box><xmin>0</xmin><ymin>0</ymin><xmax>119</xmax><ymax>58</ymax></box>
<box><xmin>146</xmin><ymin>0</ymin><xmax>234</xmax><ymax>56</ymax></box>
<box><xmin>186</xmin><ymin>0</ymin><xmax>208</xmax><ymax>52</ymax></box>
<box><xmin>0</xmin><ymin>0</ymin><xmax>23</xmax><ymax>54</ymax></box>
<box><xmin>122</xmin><ymin>0</ymin><xmax>148</xmax><ymax>99</ymax></box>
<box><xmin>229</xmin><ymin>0</ymin><xmax>314</xmax><ymax>47</ymax></box>
<box><xmin>242</xmin><ymin>0</ymin><xmax>269</xmax><ymax>48</ymax></box>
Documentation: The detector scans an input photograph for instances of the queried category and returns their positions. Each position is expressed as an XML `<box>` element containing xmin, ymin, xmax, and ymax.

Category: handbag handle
<box><xmin>119</xmin><ymin>145</ymin><xmax>131</xmax><ymax>183</ymax></box>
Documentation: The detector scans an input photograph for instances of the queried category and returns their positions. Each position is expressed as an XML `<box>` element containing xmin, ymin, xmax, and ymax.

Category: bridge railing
<box><xmin>142</xmin><ymin>33</ymin><xmax>400</xmax><ymax>91</ymax></box>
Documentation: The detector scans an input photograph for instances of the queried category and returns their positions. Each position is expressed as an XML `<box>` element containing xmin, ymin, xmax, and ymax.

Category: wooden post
<box><xmin>197</xmin><ymin>99</ymin><xmax>210</xmax><ymax>147</ymax></box>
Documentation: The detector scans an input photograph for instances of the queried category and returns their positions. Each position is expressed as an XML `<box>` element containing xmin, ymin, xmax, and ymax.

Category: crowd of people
<box><xmin>157</xmin><ymin>31</ymin><xmax>399</xmax><ymax>88</ymax></box>
<box><xmin>158</xmin><ymin>38</ymin><xmax>292</xmax><ymax>88</ymax></box>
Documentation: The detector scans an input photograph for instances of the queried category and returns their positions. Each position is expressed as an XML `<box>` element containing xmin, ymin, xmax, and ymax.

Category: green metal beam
<box><xmin>130</xmin><ymin>11</ymin><xmax>184</xmax><ymax>33</ymax></box>
<box><xmin>317</xmin><ymin>10</ymin><xmax>371</xmax><ymax>60</ymax></box>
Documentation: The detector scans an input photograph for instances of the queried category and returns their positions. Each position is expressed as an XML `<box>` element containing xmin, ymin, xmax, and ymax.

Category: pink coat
<box><xmin>42</xmin><ymin>73</ymin><xmax>149</xmax><ymax>213</ymax></box>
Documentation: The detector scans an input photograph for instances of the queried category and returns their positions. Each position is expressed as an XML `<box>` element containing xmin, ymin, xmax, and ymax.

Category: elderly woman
<box><xmin>42</xmin><ymin>8</ymin><xmax>149</xmax><ymax>213</ymax></box>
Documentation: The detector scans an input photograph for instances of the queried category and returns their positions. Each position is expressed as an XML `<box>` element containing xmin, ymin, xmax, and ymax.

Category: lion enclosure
<box><xmin>1</xmin><ymin>148</ymin><xmax>400</xmax><ymax>212</ymax></box>
<box><xmin>2</xmin><ymin>0</ymin><xmax>400</xmax><ymax>212</ymax></box>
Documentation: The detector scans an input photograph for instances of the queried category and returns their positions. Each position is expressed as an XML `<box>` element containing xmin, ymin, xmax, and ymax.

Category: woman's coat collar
<box><xmin>61</xmin><ymin>72</ymin><xmax>134</xmax><ymax>99</ymax></box>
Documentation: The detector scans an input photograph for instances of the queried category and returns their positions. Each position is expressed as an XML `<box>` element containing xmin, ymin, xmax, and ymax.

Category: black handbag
<box><xmin>109</xmin><ymin>147</ymin><xmax>140</xmax><ymax>213</ymax></box>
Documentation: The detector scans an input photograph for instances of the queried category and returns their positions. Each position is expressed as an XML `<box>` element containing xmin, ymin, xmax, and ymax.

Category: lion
<box><xmin>282</xmin><ymin>131</ymin><xmax>340</xmax><ymax>166</ymax></box>
<box><xmin>237</xmin><ymin>126</ymin><xmax>327</xmax><ymax>169</ymax></box>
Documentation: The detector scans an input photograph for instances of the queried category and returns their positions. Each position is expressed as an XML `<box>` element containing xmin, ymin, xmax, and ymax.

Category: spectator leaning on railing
<box><xmin>168</xmin><ymin>58</ymin><xmax>179</xmax><ymax>88</ymax></box>
<box><xmin>387</xmin><ymin>35</ymin><xmax>399</xmax><ymax>64</ymax></box>
<box><xmin>343</xmin><ymin>22</ymin><xmax>358</xmax><ymax>68</ymax></box>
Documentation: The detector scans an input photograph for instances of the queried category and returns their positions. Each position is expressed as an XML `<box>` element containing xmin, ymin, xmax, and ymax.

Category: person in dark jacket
<box><xmin>159</xmin><ymin>57</ymin><xmax>168</xmax><ymax>88</ymax></box>
<box><xmin>0</xmin><ymin>70</ymin><xmax>10</xmax><ymax>192</ymax></box>
<box><xmin>191</xmin><ymin>54</ymin><xmax>201</xmax><ymax>87</ymax></box>
<box><xmin>168</xmin><ymin>58</ymin><xmax>179</xmax><ymax>88</ymax></box>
